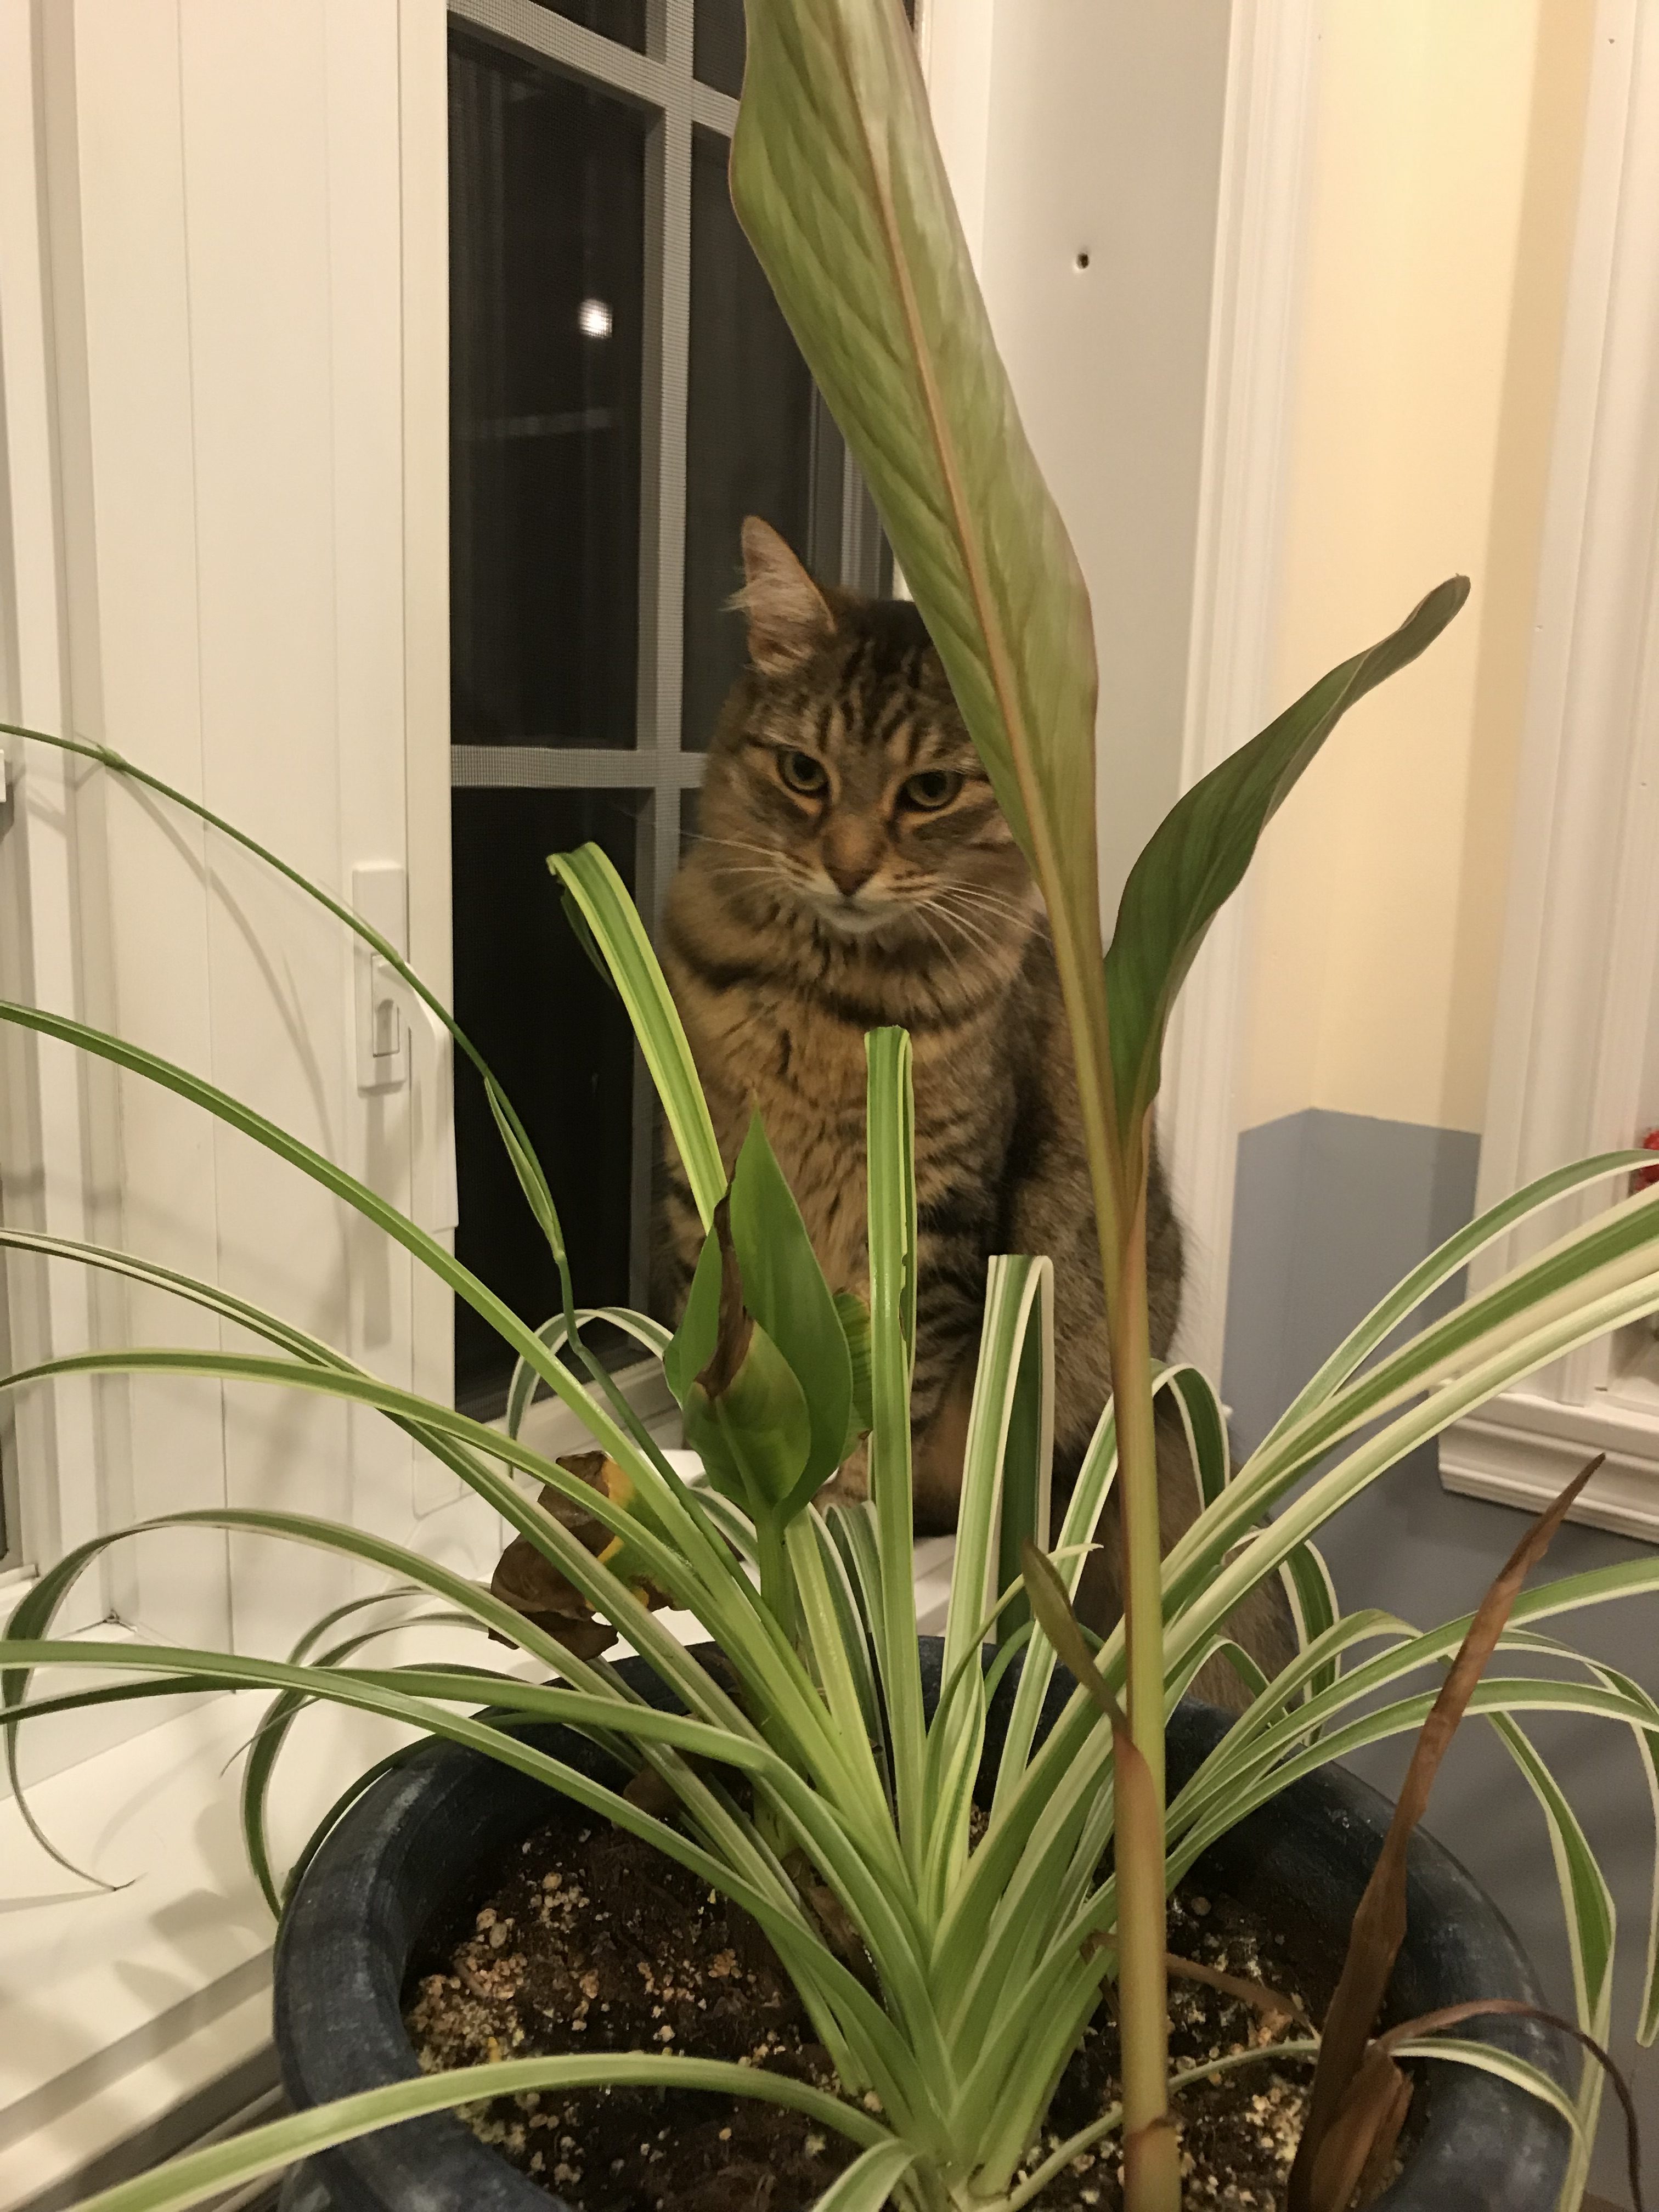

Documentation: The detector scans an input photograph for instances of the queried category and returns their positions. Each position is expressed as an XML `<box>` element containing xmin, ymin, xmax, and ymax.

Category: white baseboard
<box><xmin>1440</xmin><ymin>1387</ymin><xmax>1659</xmax><ymax>1543</ymax></box>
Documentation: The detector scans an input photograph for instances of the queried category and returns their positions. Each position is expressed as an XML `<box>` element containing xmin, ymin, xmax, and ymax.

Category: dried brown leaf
<box><xmin>1307</xmin><ymin>2049</ymin><xmax>1411</xmax><ymax>2212</ymax></box>
<box><xmin>1287</xmin><ymin>1454</ymin><xmax>1601</xmax><ymax>2212</ymax></box>
<box><xmin>697</xmin><ymin>1197</ymin><xmax>753</xmax><ymax>1400</ymax></box>
<box><xmin>488</xmin><ymin>1450</ymin><xmax>645</xmax><ymax>1656</ymax></box>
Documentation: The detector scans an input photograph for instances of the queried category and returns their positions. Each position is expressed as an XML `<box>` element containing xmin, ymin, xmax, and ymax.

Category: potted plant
<box><xmin>4</xmin><ymin>4</ymin><xmax>1658</xmax><ymax>2209</ymax></box>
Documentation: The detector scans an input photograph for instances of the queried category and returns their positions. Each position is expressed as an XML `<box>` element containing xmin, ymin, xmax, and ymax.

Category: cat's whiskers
<box><xmin>906</xmin><ymin>904</ymin><xmax>955</xmax><ymax>962</ymax></box>
<box><xmin>928</xmin><ymin>885</ymin><xmax>1024</xmax><ymax>944</ymax></box>
<box><xmin>687</xmin><ymin>831</ymin><xmax>790</xmax><ymax>865</ymax></box>
<box><xmin>896</xmin><ymin>874</ymin><xmax>997</xmax><ymax>944</ymax></box>
<box><xmin>934</xmin><ymin>882</ymin><xmax>1036</xmax><ymax>928</ymax></box>
<box><xmin>913</xmin><ymin>894</ymin><xmax>1000</xmax><ymax>960</ymax></box>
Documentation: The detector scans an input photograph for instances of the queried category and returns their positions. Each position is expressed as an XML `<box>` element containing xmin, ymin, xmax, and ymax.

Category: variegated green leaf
<box><xmin>505</xmin><ymin>1305</ymin><xmax>672</xmax><ymax>1440</ymax></box>
<box><xmin>549</xmin><ymin>844</ymin><xmax>725</xmax><ymax>1224</ymax></box>
<box><xmin>52</xmin><ymin>2053</ymin><xmax>887</xmax><ymax>2212</ymax></box>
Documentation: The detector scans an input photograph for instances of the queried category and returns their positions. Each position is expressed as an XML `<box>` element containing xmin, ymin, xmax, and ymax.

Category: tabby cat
<box><xmin>659</xmin><ymin>519</ymin><xmax>1290</xmax><ymax>1690</ymax></box>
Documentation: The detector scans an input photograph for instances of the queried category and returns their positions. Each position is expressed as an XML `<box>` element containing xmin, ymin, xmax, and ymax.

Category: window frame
<box><xmin>445</xmin><ymin>0</ymin><xmax>885</xmax><ymax>1352</ymax></box>
<box><xmin>0</xmin><ymin>8</ymin><xmax>105</xmax><ymax>1624</ymax></box>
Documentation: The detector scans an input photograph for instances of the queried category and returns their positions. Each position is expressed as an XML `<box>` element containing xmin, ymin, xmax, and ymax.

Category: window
<box><xmin>446</xmin><ymin>0</ymin><xmax>888</xmax><ymax>1418</ymax></box>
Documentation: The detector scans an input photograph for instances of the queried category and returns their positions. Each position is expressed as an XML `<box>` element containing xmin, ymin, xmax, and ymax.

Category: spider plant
<box><xmin>4</xmin><ymin>727</ymin><xmax>1659</xmax><ymax>2212</ymax></box>
<box><xmin>5</xmin><ymin>4</ymin><xmax>1659</xmax><ymax>2211</ymax></box>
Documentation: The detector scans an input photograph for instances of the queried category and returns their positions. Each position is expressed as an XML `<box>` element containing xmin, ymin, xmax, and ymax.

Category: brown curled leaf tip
<box><xmin>697</xmin><ymin>1196</ymin><xmax>754</xmax><ymax>1400</ymax></box>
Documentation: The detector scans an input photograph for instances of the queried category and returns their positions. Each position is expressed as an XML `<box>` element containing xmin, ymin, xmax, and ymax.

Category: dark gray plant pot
<box><xmin>273</xmin><ymin>1640</ymin><xmax>1572</xmax><ymax>2212</ymax></box>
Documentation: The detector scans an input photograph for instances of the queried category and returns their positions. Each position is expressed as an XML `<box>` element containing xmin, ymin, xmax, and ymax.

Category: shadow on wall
<box><xmin>1223</xmin><ymin>1107</ymin><xmax>1658</xmax><ymax>2205</ymax></box>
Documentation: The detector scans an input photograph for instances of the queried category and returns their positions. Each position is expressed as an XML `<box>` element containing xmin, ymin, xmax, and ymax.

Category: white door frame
<box><xmin>1161</xmin><ymin>0</ymin><xmax>1318</xmax><ymax>1380</ymax></box>
<box><xmin>1440</xmin><ymin>0</ymin><xmax>1659</xmax><ymax>1540</ymax></box>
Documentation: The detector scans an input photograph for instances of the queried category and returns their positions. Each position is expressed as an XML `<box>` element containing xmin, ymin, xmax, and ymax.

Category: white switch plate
<box><xmin>352</xmin><ymin>862</ymin><xmax>409</xmax><ymax>1094</ymax></box>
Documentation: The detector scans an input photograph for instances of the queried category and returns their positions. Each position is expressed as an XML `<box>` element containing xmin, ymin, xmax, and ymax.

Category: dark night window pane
<box><xmin>682</xmin><ymin>125</ymin><xmax>817</xmax><ymax>750</ymax></box>
<box><xmin>535</xmin><ymin>0</ymin><xmax>646</xmax><ymax>50</ymax></box>
<box><xmin>693</xmin><ymin>0</ymin><xmax>745</xmax><ymax>95</ymax></box>
<box><xmin>449</xmin><ymin>31</ymin><xmax>646</xmax><ymax>747</ymax></box>
<box><xmin>451</xmin><ymin>788</ymin><xmax>642</xmax><ymax>1417</ymax></box>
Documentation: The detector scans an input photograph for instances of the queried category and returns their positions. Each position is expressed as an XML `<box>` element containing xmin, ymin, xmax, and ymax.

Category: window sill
<box><xmin>0</xmin><ymin>1694</ymin><xmax>276</xmax><ymax>2212</ymax></box>
<box><xmin>1441</xmin><ymin>1386</ymin><xmax>1659</xmax><ymax>1543</ymax></box>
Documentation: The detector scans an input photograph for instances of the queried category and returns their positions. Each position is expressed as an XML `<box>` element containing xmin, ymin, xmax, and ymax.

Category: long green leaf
<box><xmin>549</xmin><ymin>844</ymin><xmax>726</xmax><ymax>1222</ymax></box>
<box><xmin>1210</xmin><ymin>1178</ymin><xmax>1659</xmax><ymax>1572</ymax></box>
<box><xmin>3</xmin><ymin>724</ymin><xmax>570</xmax><ymax>1266</ymax></box>
<box><xmin>805</xmin><ymin>2138</ymin><xmax>917</xmax><ymax>2212</ymax></box>
<box><xmin>991</xmin><ymin>1397</ymin><xmax>1117</xmax><ymax>1821</ymax></box>
<box><xmin>943</xmin><ymin>1255</ymin><xmax>1053</xmax><ymax>1681</ymax></box>
<box><xmin>0</xmin><ymin>1628</ymin><xmax>933</xmax><ymax>2124</ymax></box>
<box><xmin>1161</xmin><ymin>1208</ymin><xmax>1659</xmax><ymax>1674</ymax></box>
<box><xmin>239</xmin><ymin>1608</ymin><xmax>483</xmax><ymax>1916</ymax></box>
<box><xmin>785</xmin><ymin>1511</ymin><xmax>896</xmax><ymax>1866</ymax></box>
<box><xmin>731</xmin><ymin>2</ymin><xmax>1096</xmax><ymax>925</ymax></box>
<box><xmin>864</xmin><ymin>1028</ymin><xmax>926</xmax><ymax>1863</ymax></box>
<box><xmin>1490</xmin><ymin>1715</ymin><xmax>1615</xmax><ymax>2212</ymax></box>
<box><xmin>55</xmin><ymin>2053</ymin><xmax>889</xmax><ymax>2212</ymax></box>
<box><xmin>504</xmin><ymin>1305</ymin><xmax>671</xmax><ymax>1441</ymax></box>
<box><xmin>1103</xmin><ymin>577</ymin><xmax>1468</xmax><ymax>1142</ymax></box>
<box><xmin>1260</xmin><ymin>1148</ymin><xmax>1652</xmax><ymax>1451</ymax></box>
<box><xmin>1500</xmin><ymin>1625</ymin><xmax>1659</xmax><ymax>2051</ymax></box>
<box><xmin>0</xmin><ymin>998</ymin><xmax>662</xmax><ymax>1476</ymax></box>
<box><xmin>0</xmin><ymin>1356</ymin><xmax>817</xmax><ymax>1813</ymax></box>
<box><xmin>1385</xmin><ymin>2035</ymin><xmax>1586</xmax><ymax>2141</ymax></box>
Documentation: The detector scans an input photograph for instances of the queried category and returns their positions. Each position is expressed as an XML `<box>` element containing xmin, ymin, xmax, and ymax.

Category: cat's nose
<box><xmin>825</xmin><ymin>854</ymin><xmax>879</xmax><ymax>899</ymax></box>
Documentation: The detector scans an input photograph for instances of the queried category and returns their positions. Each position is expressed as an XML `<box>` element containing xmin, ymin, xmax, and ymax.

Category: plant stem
<box><xmin>755</xmin><ymin>1508</ymin><xmax>800</xmax><ymax>1648</ymax></box>
<box><xmin>1110</xmin><ymin>1190</ymin><xmax>1165</xmax><ymax>1798</ymax></box>
<box><xmin>1041</xmin><ymin>908</ymin><xmax>1176</xmax><ymax>2207</ymax></box>
<box><xmin>1105</xmin><ymin>1179</ymin><xmax>1179</xmax><ymax>2209</ymax></box>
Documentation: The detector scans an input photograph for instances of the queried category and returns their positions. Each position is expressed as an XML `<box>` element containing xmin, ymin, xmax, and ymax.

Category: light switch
<box><xmin>353</xmin><ymin>864</ymin><xmax>409</xmax><ymax>1093</ymax></box>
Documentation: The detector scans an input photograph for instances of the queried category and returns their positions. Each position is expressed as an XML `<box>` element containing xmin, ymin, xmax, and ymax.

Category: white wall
<box><xmin>1237</xmin><ymin>0</ymin><xmax>1596</xmax><ymax>1137</ymax></box>
<box><xmin>923</xmin><ymin>0</ymin><xmax>1232</xmax><ymax>922</ymax></box>
<box><xmin>7</xmin><ymin>0</ymin><xmax>486</xmax><ymax>1666</ymax></box>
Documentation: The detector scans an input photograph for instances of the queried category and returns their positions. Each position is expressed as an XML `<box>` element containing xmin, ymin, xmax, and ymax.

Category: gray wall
<box><xmin>1224</xmin><ymin>1108</ymin><xmax>1657</xmax><ymax>2206</ymax></box>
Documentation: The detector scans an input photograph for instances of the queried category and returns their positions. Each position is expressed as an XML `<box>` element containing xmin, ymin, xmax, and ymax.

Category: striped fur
<box><xmin>658</xmin><ymin>522</ymin><xmax>1290</xmax><ymax>1692</ymax></box>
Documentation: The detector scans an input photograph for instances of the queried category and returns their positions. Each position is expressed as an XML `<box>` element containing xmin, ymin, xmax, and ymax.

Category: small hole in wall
<box><xmin>1075</xmin><ymin>251</ymin><xmax>1091</xmax><ymax>270</ymax></box>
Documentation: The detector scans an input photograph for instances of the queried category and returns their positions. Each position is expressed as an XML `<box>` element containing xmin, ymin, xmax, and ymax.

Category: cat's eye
<box><xmin>900</xmin><ymin>768</ymin><xmax>962</xmax><ymax>812</ymax></box>
<box><xmin>777</xmin><ymin>749</ymin><xmax>829</xmax><ymax>797</ymax></box>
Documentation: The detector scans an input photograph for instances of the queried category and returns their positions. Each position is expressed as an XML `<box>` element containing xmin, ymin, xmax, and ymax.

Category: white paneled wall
<box><xmin>22</xmin><ymin>0</ymin><xmax>483</xmax><ymax>1662</ymax></box>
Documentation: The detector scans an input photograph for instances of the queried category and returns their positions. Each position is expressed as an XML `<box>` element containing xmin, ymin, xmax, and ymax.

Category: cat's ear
<box><xmin>737</xmin><ymin>517</ymin><xmax>834</xmax><ymax>674</ymax></box>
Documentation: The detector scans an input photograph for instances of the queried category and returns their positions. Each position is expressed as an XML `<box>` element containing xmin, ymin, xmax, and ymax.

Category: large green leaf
<box><xmin>665</xmin><ymin>1120</ymin><xmax>854</xmax><ymax>1521</ymax></box>
<box><xmin>684</xmin><ymin>1318</ymin><xmax>814</xmax><ymax>1516</ymax></box>
<box><xmin>730</xmin><ymin>1</ymin><xmax>1098</xmax><ymax>934</ymax></box>
<box><xmin>1103</xmin><ymin>575</ymin><xmax>1469</xmax><ymax>1142</ymax></box>
<box><xmin>728</xmin><ymin>1116</ymin><xmax>855</xmax><ymax>1510</ymax></box>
